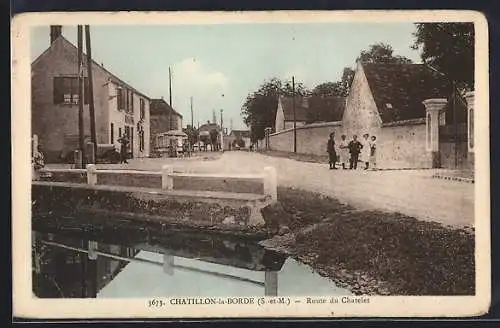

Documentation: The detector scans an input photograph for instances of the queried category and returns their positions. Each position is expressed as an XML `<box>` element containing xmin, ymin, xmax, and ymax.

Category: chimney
<box><xmin>50</xmin><ymin>25</ymin><xmax>62</xmax><ymax>44</ymax></box>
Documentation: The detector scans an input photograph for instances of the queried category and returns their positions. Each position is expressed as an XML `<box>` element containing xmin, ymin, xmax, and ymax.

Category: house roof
<box><xmin>150</xmin><ymin>98</ymin><xmax>183</xmax><ymax>118</ymax></box>
<box><xmin>307</xmin><ymin>96</ymin><xmax>346</xmax><ymax>123</ymax></box>
<box><xmin>362</xmin><ymin>63</ymin><xmax>452</xmax><ymax>123</ymax></box>
<box><xmin>280</xmin><ymin>96</ymin><xmax>309</xmax><ymax>122</ymax></box>
<box><xmin>32</xmin><ymin>35</ymin><xmax>151</xmax><ymax>99</ymax></box>
<box><xmin>229</xmin><ymin>130</ymin><xmax>250</xmax><ymax>139</ymax></box>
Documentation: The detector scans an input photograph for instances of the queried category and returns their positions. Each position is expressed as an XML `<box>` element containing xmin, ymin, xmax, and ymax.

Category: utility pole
<box><xmin>190</xmin><ymin>96</ymin><xmax>194</xmax><ymax>128</ymax></box>
<box><xmin>77</xmin><ymin>25</ymin><xmax>85</xmax><ymax>166</ymax></box>
<box><xmin>220</xmin><ymin>109</ymin><xmax>224</xmax><ymax>152</ymax></box>
<box><xmin>85</xmin><ymin>25</ymin><xmax>97</xmax><ymax>162</ymax></box>
<box><xmin>169</xmin><ymin>67</ymin><xmax>172</xmax><ymax>108</ymax></box>
<box><xmin>292</xmin><ymin>76</ymin><xmax>297</xmax><ymax>153</ymax></box>
<box><xmin>197</xmin><ymin>120</ymin><xmax>200</xmax><ymax>151</ymax></box>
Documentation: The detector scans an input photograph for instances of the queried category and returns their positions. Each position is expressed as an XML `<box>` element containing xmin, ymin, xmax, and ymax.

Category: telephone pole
<box><xmin>169</xmin><ymin>67</ymin><xmax>173</xmax><ymax>108</ymax></box>
<box><xmin>190</xmin><ymin>96</ymin><xmax>194</xmax><ymax>128</ymax></box>
<box><xmin>85</xmin><ymin>25</ymin><xmax>97</xmax><ymax>162</ymax></box>
<box><xmin>220</xmin><ymin>109</ymin><xmax>224</xmax><ymax>152</ymax></box>
<box><xmin>292</xmin><ymin>76</ymin><xmax>297</xmax><ymax>153</ymax></box>
<box><xmin>77</xmin><ymin>25</ymin><xmax>85</xmax><ymax>165</ymax></box>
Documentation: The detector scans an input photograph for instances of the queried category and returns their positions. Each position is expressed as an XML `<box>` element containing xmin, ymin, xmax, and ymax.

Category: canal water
<box><xmin>32</xmin><ymin>217</ymin><xmax>352</xmax><ymax>298</ymax></box>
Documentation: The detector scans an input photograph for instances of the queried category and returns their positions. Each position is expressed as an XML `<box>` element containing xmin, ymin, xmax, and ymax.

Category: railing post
<box><xmin>87</xmin><ymin>164</ymin><xmax>97</xmax><ymax>185</ymax></box>
<box><xmin>163</xmin><ymin>252</ymin><xmax>175</xmax><ymax>275</ymax></box>
<box><xmin>88</xmin><ymin>240</ymin><xmax>98</xmax><ymax>260</ymax></box>
<box><xmin>162</xmin><ymin>165</ymin><xmax>174</xmax><ymax>190</ymax></box>
<box><xmin>263</xmin><ymin>166</ymin><xmax>278</xmax><ymax>203</ymax></box>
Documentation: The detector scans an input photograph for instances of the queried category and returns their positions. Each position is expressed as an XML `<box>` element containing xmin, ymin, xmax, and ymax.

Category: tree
<box><xmin>310</xmin><ymin>81</ymin><xmax>343</xmax><ymax>98</ymax></box>
<box><xmin>241</xmin><ymin>78</ymin><xmax>309</xmax><ymax>141</ymax></box>
<box><xmin>412</xmin><ymin>23</ymin><xmax>474</xmax><ymax>90</ymax></box>
<box><xmin>358</xmin><ymin>42</ymin><xmax>413</xmax><ymax>64</ymax></box>
<box><xmin>340</xmin><ymin>67</ymin><xmax>355</xmax><ymax>96</ymax></box>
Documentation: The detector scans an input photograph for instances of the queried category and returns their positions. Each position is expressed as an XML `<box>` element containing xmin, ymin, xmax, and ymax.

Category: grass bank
<box><xmin>262</xmin><ymin>187</ymin><xmax>475</xmax><ymax>296</ymax></box>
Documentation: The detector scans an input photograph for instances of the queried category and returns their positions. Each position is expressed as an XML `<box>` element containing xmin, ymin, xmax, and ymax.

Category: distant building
<box><xmin>198</xmin><ymin>121</ymin><xmax>221</xmax><ymax>151</ymax></box>
<box><xmin>274</xmin><ymin>96</ymin><xmax>308</xmax><ymax>133</ymax></box>
<box><xmin>274</xmin><ymin>95</ymin><xmax>346</xmax><ymax>133</ymax></box>
<box><xmin>31</xmin><ymin>26</ymin><xmax>151</xmax><ymax>162</ymax></box>
<box><xmin>226</xmin><ymin>130</ymin><xmax>251</xmax><ymax>150</ymax></box>
<box><xmin>149</xmin><ymin>98</ymin><xmax>184</xmax><ymax>154</ymax></box>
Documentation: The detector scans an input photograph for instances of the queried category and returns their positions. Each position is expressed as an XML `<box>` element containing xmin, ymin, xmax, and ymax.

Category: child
<box><xmin>369</xmin><ymin>136</ymin><xmax>377</xmax><ymax>170</ymax></box>
<box><xmin>338</xmin><ymin>134</ymin><xmax>349</xmax><ymax>169</ymax></box>
<box><xmin>360</xmin><ymin>133</ymin><xmax>371</xmax><ymax>170</ymax></box>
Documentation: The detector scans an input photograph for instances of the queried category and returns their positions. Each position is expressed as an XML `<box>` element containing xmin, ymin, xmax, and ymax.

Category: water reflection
<box><xmin>32</xmin><ymin>218</ymin><xmax>352</xmax><ymax>298</ymax></box>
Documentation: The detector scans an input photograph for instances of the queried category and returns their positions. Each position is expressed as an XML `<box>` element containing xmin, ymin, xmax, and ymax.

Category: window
<box><xmin>53</xmin><ymin>76</ymin><xmax>89</xmax><ymax>104</ymax></box>
<box><xmin>129</xmin><ymin>91</ymin><xmax>134</xmax><ymax>113</ymax></box>
<box><xmin>117</xmin><ymin>87</ymin><xmax>125</xmax><ymax>110</ymax></box>
<box><xmin>140</xmin><ymin>98</ymin><xmax>145</xmax><ymax>119</ymax></box>
<box><xmin>110</xmin><ymin>123</ymin><xmax>114</xmax><ymax>143</ymax></box>
<box><xmin>118</xmin><ymin>127</ymin><xmax>122</xmax><ymax>138</ymax></box>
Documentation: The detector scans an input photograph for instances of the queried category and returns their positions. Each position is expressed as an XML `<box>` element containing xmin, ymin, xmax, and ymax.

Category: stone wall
<box><xmin>378</xmin><ymin>121</ymin><xmax>432</xmax><ymax>169</ymax></box>
<box><xmin>269</xmin><ymin>122</ymin><xmax>342</xmax><ymax>155</ymax></box>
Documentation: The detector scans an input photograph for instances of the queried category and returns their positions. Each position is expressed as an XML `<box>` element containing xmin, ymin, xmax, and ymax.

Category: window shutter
<box><xmin>53</xmin><ymin>77</ymin><xmax>64</xmax><ymax>104</ymax></box>
<box><xmin>117</xmin><ymin>88</ymin><xmax>123</xmax><ymax>110</ymax></box>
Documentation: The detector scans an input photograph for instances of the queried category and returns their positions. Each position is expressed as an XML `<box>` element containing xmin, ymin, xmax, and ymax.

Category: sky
<box><xmin>30</xmin><ymin>23</ymin><xmax>422</xmax><ymax>130</ymax></box>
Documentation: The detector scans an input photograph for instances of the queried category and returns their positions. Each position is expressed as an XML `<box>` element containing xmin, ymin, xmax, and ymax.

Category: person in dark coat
<box><xmin>327</xmin><ymin>132</ymin><xmax>337</xmax><ymax>170</ymax></box>
<box><xmin>348</xmin><ymin>134</ymin><xmax>363</xmax><ymax>170</ymax></box>
<box><xmin>118</xmin><ymin>135</ymin><xmax>129</xmax><ymax>164</ymax></box>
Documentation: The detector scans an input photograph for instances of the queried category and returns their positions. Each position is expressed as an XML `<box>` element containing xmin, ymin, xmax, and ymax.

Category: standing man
<box><xmin>327</xmin><ymin>132</ymin><xmax>337</xmax><ymax>170</ymax></box>
<box><xmin>338</xmin><ymin>134</ymin><xmax>350</xmax><ymax>170</ymax></box>
<box><xmin>360</xmin><ymin>133</ymin><xmax>371</xmax><ymax>170</ymax></box>
<box><xmin>118</xmin><ymin>134</ymin><xmax>129</xmax><ymax>164</ymax></box>
<box><xmin>348</xmin><ymin>135</ymin><xmax>363</xmax><ymax>170</ymax></box>
<box><xmin>369</xmin><ymin>135</ymin><xmax>377</xmax><ymax>170</ymax></box>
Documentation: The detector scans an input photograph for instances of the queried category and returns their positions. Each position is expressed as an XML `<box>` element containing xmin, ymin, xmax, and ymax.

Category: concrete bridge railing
<box><xmin>35</xmin><ymin>165</ymin><xmax>278</xmax><ymax>227</ymax></box>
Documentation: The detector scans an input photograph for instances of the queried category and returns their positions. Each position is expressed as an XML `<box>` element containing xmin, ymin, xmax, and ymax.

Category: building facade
<box><xmin>32</xmin><ymin>26</ymin><xmax>151</xmax><ymax>162</ymax></box>
<box><xmin>149</xmin><ymin>98</ymin><xmax>184</xmax><ymax>155</ymax></box>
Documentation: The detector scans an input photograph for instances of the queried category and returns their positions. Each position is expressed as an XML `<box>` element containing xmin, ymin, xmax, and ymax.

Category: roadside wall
<box><xmin>378</xmin><ymin>122</ymin><xmax>432</xmax><ymax>169</ymax></box>
<box><xmin>269</xmin><ymin>121</ymin><xmax>342</xmax><ymax>155</ymax></box>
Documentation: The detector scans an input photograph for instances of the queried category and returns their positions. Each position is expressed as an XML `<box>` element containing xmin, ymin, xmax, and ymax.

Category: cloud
<box><xmin>148</xmin><ymin>57</ymin><xmax>230</xmax><ymax>125</ymax></box>
<box><xmin>283</xmin><ymin>66</ymin><xmax>312</xmax><ymax>88</ymax></box>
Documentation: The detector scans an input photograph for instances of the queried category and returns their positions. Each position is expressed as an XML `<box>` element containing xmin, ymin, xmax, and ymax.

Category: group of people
<box><xmin>327</xmin><ymin>132</ymin><xmax>377</xmax><ymax>170</ymax></box>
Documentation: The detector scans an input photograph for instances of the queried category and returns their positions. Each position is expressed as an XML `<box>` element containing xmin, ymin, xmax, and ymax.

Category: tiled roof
<box><xmin>150</xmin><ymin>98</ymin><xmax>183</xmax><ymax>118</ymax></box>
<box><xmin>362</xmin><ymin>63</ymin><xmax>452</xmax><ymax>123</ymax></box>
<box><xmin>280</xmin><ymin>96</ymin><xmax>309</xmax><ymax>122</ymax></box>
<box><xmin>307</xmin><ymin>96</ymin><xmax>346</xmax><ymax>123</ymax></box>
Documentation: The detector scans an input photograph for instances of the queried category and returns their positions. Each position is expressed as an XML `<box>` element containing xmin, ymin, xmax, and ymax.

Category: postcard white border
<box><xmin>12</xmin><ymin>10</ymin><xmax>491</xmax><ymax>319</ymax></box>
